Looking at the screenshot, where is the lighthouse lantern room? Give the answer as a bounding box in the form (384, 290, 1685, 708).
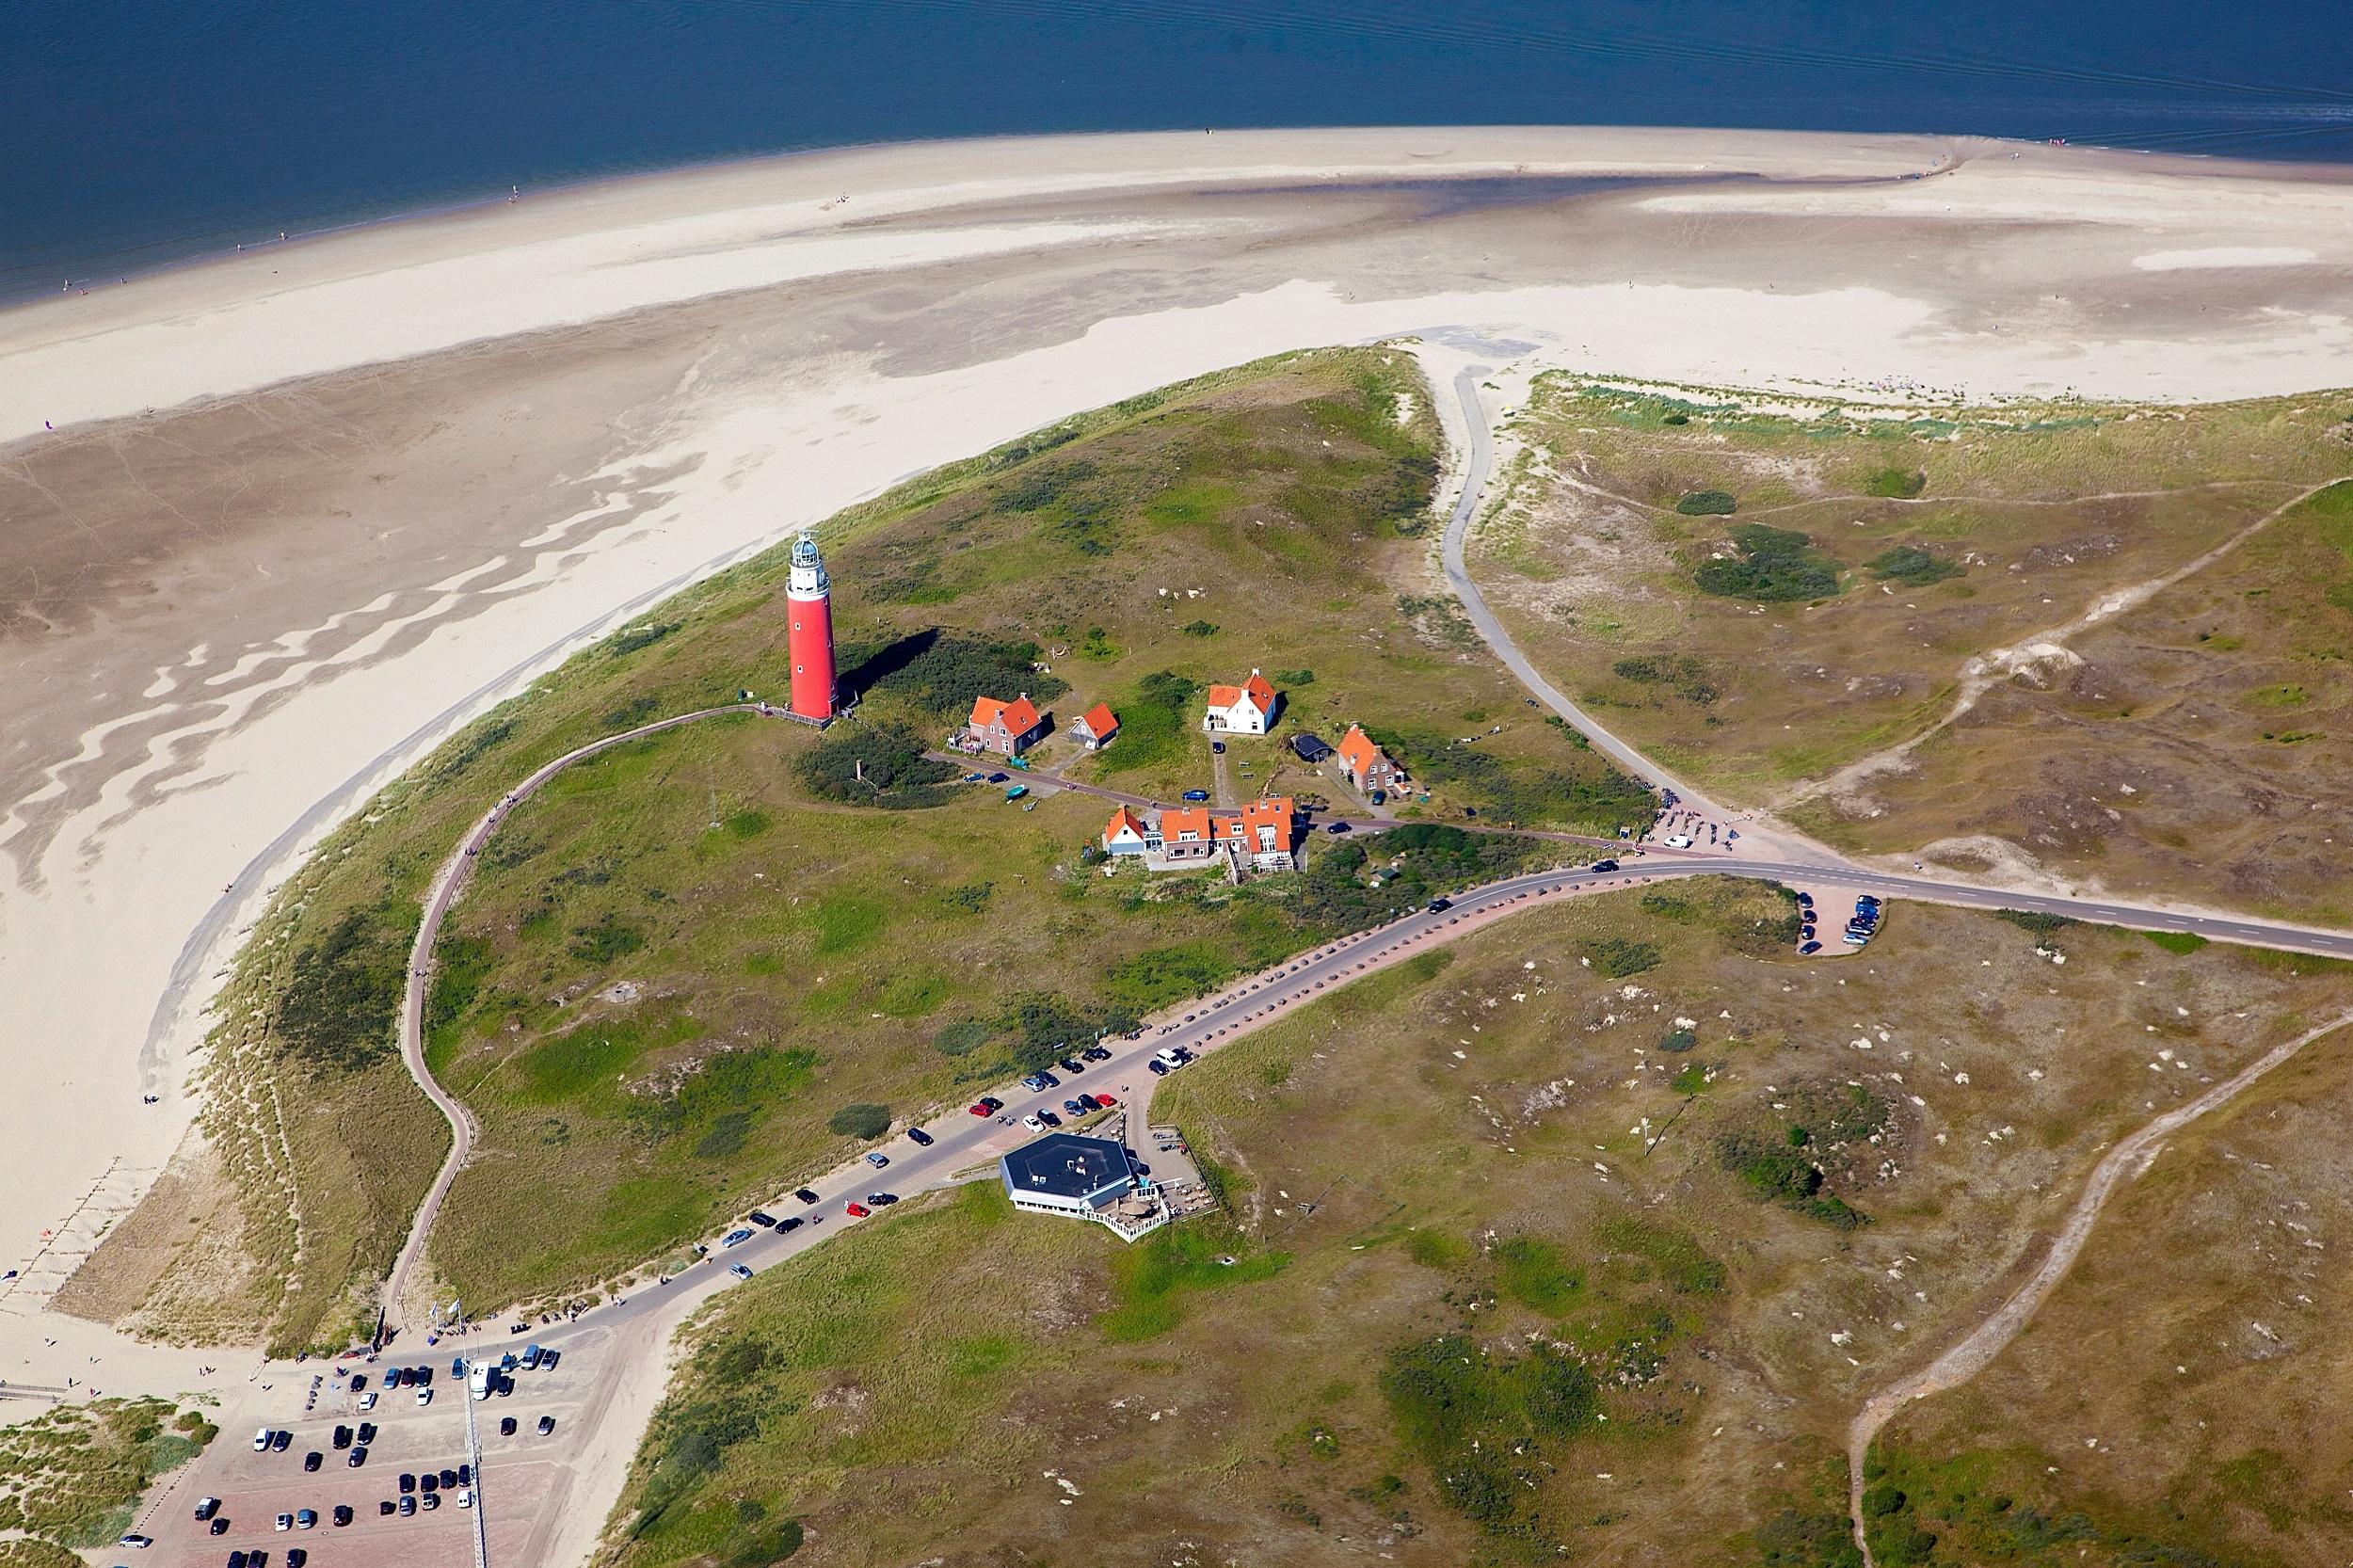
(786, 533, 836, 723)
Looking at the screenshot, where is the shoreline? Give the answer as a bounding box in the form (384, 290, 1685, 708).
(2, 120, 2350, 1374)
(16, 117, 2353, 313)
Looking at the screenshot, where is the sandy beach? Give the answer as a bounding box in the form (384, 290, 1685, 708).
(1, 119, 2349, 1467)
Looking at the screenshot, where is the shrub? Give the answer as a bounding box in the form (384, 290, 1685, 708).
(933, 1019, 990, 1057)
(1585, 936, 1660, 978)
(1658, 1028, 1697, 1053)
(1866, 544, 1962, 585)
(1695, 522, 1842, 601)
(1994, 908, 2075, 935)
(825, 1102, 891, 1140)
(277, 901, 418, 1074)
(1179, 619, 1220, 637)
(846, 633, 1067, 717)
(796, 724, 958, 808)
(1675, 489, 1737, 515)
(1865, 466, 1928, 499)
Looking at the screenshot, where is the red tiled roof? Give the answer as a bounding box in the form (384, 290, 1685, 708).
(1080, 701, 1117, 737)
(1337, 724, 1383, 776)
(1204, 682, 1243, 709)
(971, 695, 1042, 734)
(1160, 805, 1213, 842)
(1102, 806, 1149, 844)
(1240, 795, 1298, 854)
(1241, 672, 1276, 712)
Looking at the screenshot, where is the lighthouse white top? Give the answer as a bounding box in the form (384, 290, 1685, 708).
(787, 534, 829, 598)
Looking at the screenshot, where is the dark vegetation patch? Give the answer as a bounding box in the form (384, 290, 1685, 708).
(795, 724, 958, 808)
(1291, 824, 1546, 933)
(1866, 545, 1963, 586)
(1865, 466, 1929, 499)
(1381, 1335, 1599, 1541)
(1611, 653, 1719, 705)
(1366, 725, 1655, 834)
(825, 1102, 891, 1140)
(1695, 524, 1843, 602)
(841, 632, 1067, 719)
(1994, 909, 2076, 936)
(1714, 1082, 1894, 1229)
(1585, 936, 1661, 978)
(1675, 489, 1738, 516)
(277, 899, 419, 1074)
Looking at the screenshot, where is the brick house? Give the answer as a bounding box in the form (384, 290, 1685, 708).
(1216, 796, 1302, 871)
(1098, 798, 1299, 873)
(1201, 670, 1279, 736)
(1154, 805, 1220, 863)
(1335, 724, 1411, 796)
(964, 694, 1048, 757)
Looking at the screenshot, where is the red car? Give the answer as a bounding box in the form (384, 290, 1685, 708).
(967, 1096, 1003, 1117)
(1094, 1094, 1118, 1109)
(843, 1201, 872, 1218)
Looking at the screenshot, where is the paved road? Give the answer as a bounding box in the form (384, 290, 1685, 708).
(381, 704, 768, 1337)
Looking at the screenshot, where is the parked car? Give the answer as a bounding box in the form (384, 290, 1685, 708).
(538, 1416, 557, 1435)
(747, 1210, 778, 1228)
(398, 1496, 416, 1517)
(906, 1127, 934, 1146)
(349, 1373, 367, 1392)
(794, 1188, 821, 1205)
(1082, 1046, 1111, 1062)
(195, 1498, 221, 1522)
(274, 1513, 293, 1531)
(865, 1192, 898, 1206)
(357, 1391, 376, 1411)
(864, 1151, 889, 1168)
(378, 1499, 396, 1516)
(721, 1227, 754, 1248)
(1590, 858, 1619, 872)
(288, 1550, 308, 1568)
(777, 1216, 803, 1232)
(303, 1451, 321, 1472)
(1022, 1113, 1044, 1131)
(844, 1201, 872, 1218)
(331, 1506, 352, 1527)
(1181, 789, 1210, 802)
(330, 1424, 350, 1449)
(422, 1493, 441, 1512)
(399, 1473, 416, 1495)
(1063, 1098, 1084, 1114)
(1058, 1056, 1084, 1074)
(500, 1417, 519, 1437)
(728, 1262, 754, 1280)
(348, 1445, 369, 1467)
(271, 1430, 291, 1451)
(1427, 897, 1452, 913)
(252, 1427, 272, 1451)
(1094, 1093, 1118, 1108)
(416, 1386, 433, 1406)
(986, 773, 1008, 784)
(119, 1532, 153, 1548)
(296, 1509, 316, 1529)
(211, 1517, 232, 1535)
(421, 1474, 438, 1494)
(458, 1463, 472, 1485)
(357, 1422, 376, 1444)
(1211, 740, 1225, 754)
(1020, 1073, 1050, 1091)
(228, 1552, 248, 1568)
(1795, 891, 1814, 907)
(1662, 834, 1694, 849)
(1036, 1109, 1062, 1127)
(1075, 1094, 1100, 1111)
(1148, 1060, 1168, 1076)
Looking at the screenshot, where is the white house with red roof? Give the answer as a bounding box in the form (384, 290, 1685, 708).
(1201, 670, 1279, 736)
(963, 694, 1048, 757)
(1071, 701, 1119, 750)
(1099, 806, 1152, 856)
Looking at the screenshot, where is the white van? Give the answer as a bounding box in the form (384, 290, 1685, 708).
(251, 1426, 272, 1451)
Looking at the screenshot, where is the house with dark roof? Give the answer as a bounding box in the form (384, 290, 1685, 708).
(1000, 1133, 1136, 1215)
(1289, 732, 1334, 763)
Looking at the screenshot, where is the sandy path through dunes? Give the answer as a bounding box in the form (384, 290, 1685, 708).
(2, 125, 2350, 1354)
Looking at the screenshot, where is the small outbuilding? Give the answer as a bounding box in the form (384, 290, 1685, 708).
(1289, 732, 1333, 763)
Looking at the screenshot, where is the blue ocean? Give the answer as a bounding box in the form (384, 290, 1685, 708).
(8, 0, 2351, 297)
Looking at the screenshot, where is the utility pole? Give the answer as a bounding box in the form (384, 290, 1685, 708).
(461, 1357, 490, 1568)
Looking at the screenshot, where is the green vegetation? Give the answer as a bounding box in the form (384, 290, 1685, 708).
(1865, 543, 1963, 586)
(1586, 935, 1661, 977)
(276, 900, 417, 1074)
(2144, 929, 2209, 954)
(1676, 488, 1738, 515)
(1696, 523, 1843, 602)
(846, 632, 1065, 719)
(0, 1399, 214, 1552)
(1714, 1082, 1892, 1229)
(1381, 1335, 1599, 1537)
(1865, 466, 1929, 499)
(1993, 908, 2076, 936)
(824, 1103, 891, 1140)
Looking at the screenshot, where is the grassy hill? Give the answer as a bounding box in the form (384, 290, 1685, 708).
(1474, 379, 2353, 919)
(72, 347, 1646, 1350)
(603, 886, 2353, 1568)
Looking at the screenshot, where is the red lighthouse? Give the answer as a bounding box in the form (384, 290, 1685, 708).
(786, 533, 835, 722)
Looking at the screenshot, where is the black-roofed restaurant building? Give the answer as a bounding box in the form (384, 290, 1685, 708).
(1000, 1132, 1137, 1218)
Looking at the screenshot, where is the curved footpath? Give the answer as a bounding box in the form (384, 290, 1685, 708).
(382, 704, 766, 1336)
(1844, 1007, 2353, 1568)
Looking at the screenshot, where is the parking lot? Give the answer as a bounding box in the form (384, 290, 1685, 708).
(145, 1341, 598, 1568)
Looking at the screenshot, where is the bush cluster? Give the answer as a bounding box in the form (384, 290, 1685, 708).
(1695, 523, 1842, 601)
